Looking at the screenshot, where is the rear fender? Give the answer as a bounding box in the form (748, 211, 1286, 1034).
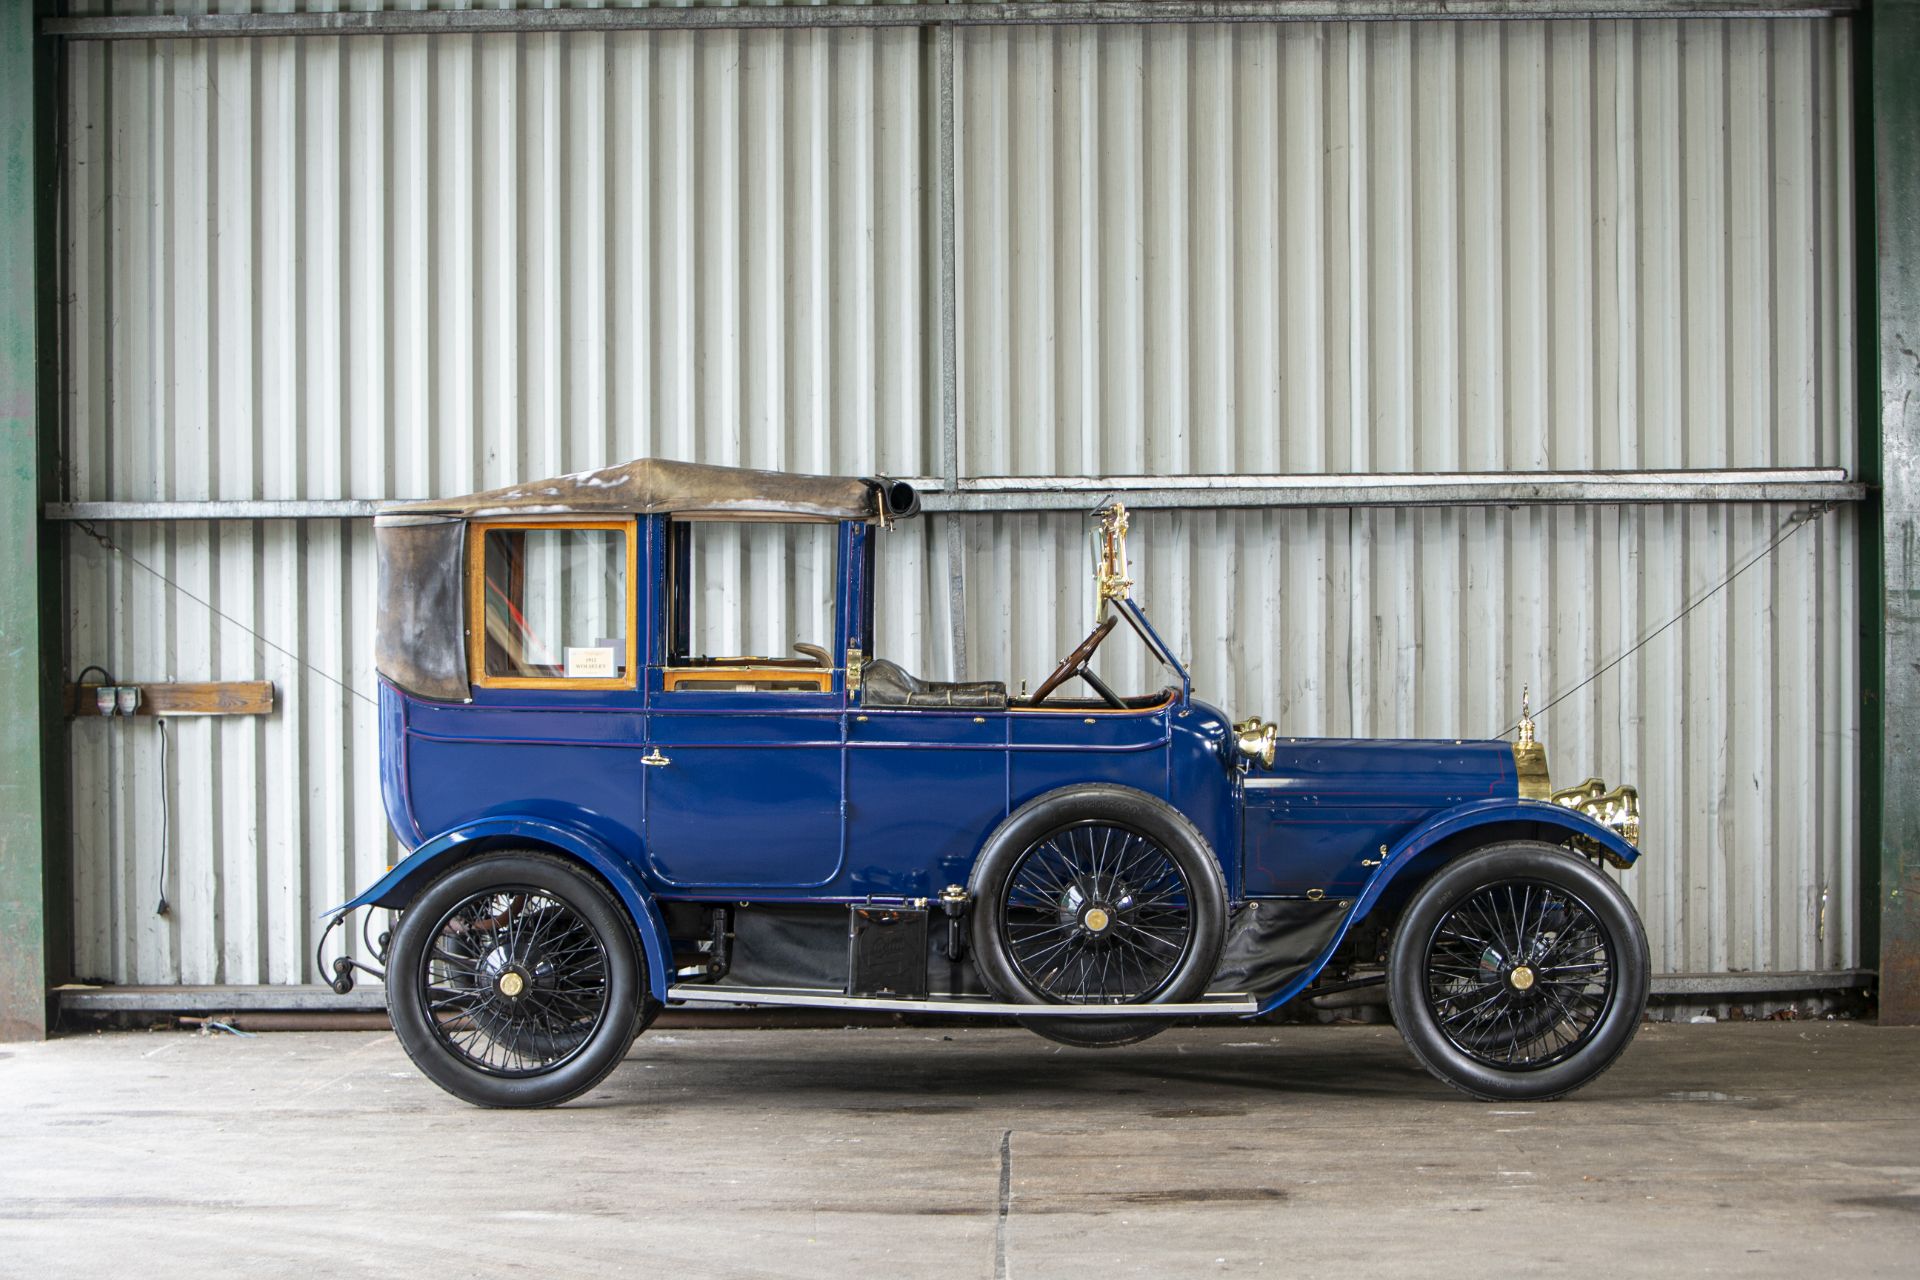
(1250, 798, 1639, 1016)
(331, 816, 673, 1003)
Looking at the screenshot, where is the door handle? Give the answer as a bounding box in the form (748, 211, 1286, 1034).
(641, 748, 671, 767)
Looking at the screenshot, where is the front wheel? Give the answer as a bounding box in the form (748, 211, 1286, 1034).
(386, 851, 646, 1108)
(1387, 841, 1650, 1101)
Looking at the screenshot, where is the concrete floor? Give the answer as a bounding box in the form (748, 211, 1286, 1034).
(0, 1022, 1916, 1278)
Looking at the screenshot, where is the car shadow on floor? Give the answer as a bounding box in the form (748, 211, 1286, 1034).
(586, 1031, 1452, 1111)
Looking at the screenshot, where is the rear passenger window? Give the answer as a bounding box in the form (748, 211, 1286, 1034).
(470, 522, 637, 689)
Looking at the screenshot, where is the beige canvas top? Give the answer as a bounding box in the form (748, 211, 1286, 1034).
(378, 457, 902, 524)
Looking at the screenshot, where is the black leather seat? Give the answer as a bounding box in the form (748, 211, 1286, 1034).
(861, 658, 1009, 710)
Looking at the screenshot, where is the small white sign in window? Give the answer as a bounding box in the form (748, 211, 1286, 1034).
(564, 645, 618, 679)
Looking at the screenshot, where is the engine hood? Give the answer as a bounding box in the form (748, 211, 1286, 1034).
(1238, 736, 1516, 897)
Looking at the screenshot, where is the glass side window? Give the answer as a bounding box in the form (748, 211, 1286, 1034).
(473, 523, 635, 687)
(664, 519, 837, 691)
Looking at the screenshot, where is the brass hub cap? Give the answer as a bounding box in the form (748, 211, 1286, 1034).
(1507, 964, 1536, 992)
(497, 970, 527, 999)
(1082, 906, 1112, 934)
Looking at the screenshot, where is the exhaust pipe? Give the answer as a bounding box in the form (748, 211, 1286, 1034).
(878, 478, 921, 520)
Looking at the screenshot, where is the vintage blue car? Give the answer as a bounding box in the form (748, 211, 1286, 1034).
(321, 459, 1649, 1108)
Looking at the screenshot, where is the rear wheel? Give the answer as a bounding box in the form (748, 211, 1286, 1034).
(969, 785, 1228, 1049)
(1387, 841, 1649, 1101)
(387, 851, 647, 1108)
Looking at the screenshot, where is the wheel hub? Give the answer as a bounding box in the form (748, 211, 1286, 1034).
(1059, 881, 1128, 941)
(480, 944, 541, 1004)
(1507, 964, 1536, 992)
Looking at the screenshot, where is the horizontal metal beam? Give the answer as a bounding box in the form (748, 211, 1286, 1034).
(929, 468, 1867, 511)
(49, 499, 381, 521)
(54, 982, 387, 1013)
(42, 1, 1857, 41)
(43, 469, 1866, 521)
(1649, 968, 1876, 995)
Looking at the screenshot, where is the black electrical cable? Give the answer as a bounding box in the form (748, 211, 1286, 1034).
(154, 718, 171, 918)
(74, 664, 113, 687)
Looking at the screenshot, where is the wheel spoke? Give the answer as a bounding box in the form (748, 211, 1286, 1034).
(416, 884, 612, 1078)
(999, 821, 1192, 1004)
(1421, 875, 1618, 1071)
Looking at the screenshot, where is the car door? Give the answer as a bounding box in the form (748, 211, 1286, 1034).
(642, 687, 846, 890)
(640, 516, 847, 890)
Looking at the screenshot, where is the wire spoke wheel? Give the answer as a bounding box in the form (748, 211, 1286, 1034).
(1000, 821, 1195, 1004)
(1420, 877, 1617, 1071)
(419, 886, 612, 1077)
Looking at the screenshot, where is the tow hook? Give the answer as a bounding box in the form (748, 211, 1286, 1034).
(315, 911, 388, 995)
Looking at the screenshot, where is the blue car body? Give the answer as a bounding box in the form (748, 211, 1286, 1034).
(339, 481, 1639, 1018)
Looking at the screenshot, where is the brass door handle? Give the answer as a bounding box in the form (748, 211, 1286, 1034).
(641, 748, 671, 767)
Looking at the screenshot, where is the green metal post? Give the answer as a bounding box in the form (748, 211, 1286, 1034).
(0, 0, 57, 1043)
(1874, 0, 1920, 1024)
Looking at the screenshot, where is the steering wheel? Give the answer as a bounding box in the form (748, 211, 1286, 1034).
(792, 642, 832, 668)
(1030, 615, 1121, 706)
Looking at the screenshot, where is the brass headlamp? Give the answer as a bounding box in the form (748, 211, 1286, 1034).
(1551, 777, 1643, 850)
(1233, 716, 1278, 769)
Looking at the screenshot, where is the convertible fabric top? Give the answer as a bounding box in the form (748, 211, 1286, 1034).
(378, 457, 898, 523)
(374, 458, 917, 703)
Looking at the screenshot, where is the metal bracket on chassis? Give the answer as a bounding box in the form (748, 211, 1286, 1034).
(665, 985, 1259, 1016)
(315, 911, 388, 996)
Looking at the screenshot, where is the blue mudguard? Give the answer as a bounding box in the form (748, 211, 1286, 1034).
(1250, 798, 1641, 1016)
(330, 816, 675, 1004)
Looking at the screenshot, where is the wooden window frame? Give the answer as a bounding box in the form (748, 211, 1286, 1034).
(661, 666, 832, 693)
(467, 518, 640, 692)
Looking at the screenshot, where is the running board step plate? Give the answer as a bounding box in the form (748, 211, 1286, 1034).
(665, 985, 1258, 1017)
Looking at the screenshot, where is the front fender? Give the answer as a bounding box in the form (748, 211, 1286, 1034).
(331, 816, 674, 1003)
(1369, 797, 1640, 894)
(1250, 797, 1639, 1016)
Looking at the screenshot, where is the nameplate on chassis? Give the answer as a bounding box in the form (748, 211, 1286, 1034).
(665, 985, 1259, 1016)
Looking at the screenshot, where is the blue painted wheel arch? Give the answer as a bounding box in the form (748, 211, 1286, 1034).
(331, 816, 676, 1004)
(1251, 797, 1640, 1015)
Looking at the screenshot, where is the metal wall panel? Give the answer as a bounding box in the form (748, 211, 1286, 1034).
(62, 21, 934, 505)
(60, 14, 1859, 985)
(954, 19, 1855, 476)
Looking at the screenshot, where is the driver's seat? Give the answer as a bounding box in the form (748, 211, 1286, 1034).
(861, 659, 1008, 710)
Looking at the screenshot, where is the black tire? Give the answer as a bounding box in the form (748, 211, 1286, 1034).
(386, 851, 647, 1108)
(969, 785, 1228, 1050)
(1387, 841, 1650, 1102)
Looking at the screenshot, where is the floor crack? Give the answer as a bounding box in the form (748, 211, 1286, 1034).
(994, 1127, 1013, 1279)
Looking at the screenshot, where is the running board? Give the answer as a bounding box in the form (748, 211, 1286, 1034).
(665, 985, 1258, 1017)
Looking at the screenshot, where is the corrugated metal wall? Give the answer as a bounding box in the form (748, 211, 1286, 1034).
(59, 13, 1859, 985)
